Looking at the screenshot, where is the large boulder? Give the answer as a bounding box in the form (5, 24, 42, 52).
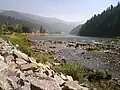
(16, 58, 27, 65)
(66, 75, 73, 81)
(20, 64, 32, 71)
(62, 81, 89, 90)
(0, 60, 8, 72)
(7, 76, 19, 90)
(0, 74, 12, 90)
(30, 77, 62, 90)
(60, 73, 67, 80)
(54, 74, 65, 86)
(13, 49, 30, 62)
(5, 55, 14, 64)
(0, 39, 14, 55)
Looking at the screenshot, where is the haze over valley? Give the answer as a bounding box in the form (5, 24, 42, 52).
(0, 10, 80, 33)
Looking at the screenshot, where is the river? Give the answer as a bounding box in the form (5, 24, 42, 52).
(28, 34, 111, 43)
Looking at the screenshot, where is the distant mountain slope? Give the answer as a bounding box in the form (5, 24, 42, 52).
(79, 3, 120, 37)
(69, 25, 82, 35)
(0, 14, 39, 29)
(0, 10, 78, 33)
(72, 3, 120, 37)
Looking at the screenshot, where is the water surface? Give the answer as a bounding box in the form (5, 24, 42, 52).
(28, 34, 110, 43)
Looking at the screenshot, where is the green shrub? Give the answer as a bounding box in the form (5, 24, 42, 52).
(36, 53, 53, 64)
(19, 45, 32, 56)
(53, 61, 87, 83)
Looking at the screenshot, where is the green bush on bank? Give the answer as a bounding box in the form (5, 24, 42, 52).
(53, 61, 87, 83)
(36, 53, 53, 64)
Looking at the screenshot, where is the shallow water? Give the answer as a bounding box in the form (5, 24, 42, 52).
(28, 34, 110, 43)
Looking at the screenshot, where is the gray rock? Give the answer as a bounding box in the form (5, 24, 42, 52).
(30, 83, 43, 90)
(24, 70, 33, 76)
(20, 64, 32, 71)
(0, 74, 6, 90)
(30, 77, 61, 90)
(13, 49, 30, 62)
(53, 63, 60, 66)
(33, 72, 48, 79)
(66, 75, 73, 81)
(60, 73, 67, 80)
(0, 40, 14, 55)
(5, 55, 14, 64)
(16, 58, 27, 65)
(7, 76, 19, 90)
(0, 55, 4, 62)
(21, 82, 31, 90)
(54, 74, 65, 86)
(16, 70, 26, 80)
(0, 74, 14, 90)
(0, 61, 8, 72)
(62, 81, 89, 90)
(43, 69, 53, 77)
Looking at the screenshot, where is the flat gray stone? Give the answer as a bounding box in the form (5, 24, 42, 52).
(0, 55, 4, 62)
(16, 58, 27, 65)
(30, 77, 61, 90)
(66, 75, 73, 81)
(13, 49, 30, 62)
(0, 61, 8, 72)
(24, 70, 33, 76)
(5, 55, 14, 64)
(54, 74, 65, 85)
(62, 81, 89, 90)
(20, 64, 32, 71)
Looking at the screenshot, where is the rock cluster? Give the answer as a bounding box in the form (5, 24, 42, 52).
(0, 38, 89, 90)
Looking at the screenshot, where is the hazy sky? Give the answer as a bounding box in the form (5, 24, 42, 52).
(0, 0, 120, 22)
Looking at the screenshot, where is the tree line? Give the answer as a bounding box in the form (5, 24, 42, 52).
(79, 2, 120, 37)
(0, 14, 46, 34)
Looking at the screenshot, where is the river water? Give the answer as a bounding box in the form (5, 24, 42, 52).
(28, 34, 110, 43)
(28, 35, 120, 79)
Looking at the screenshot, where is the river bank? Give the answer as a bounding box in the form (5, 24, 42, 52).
(28, 37, 120, 89)
(30, 39, 120, 80)
(0, 35, 92, 90)
(1, 34, 120, 90)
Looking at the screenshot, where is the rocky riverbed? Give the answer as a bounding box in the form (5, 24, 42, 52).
(30, 39, 120, 80)
(0, 38, 89, 90)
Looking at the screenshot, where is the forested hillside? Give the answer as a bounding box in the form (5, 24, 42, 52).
(0, 14, 40, 28)
(69, 25, 82, 35)
(0, 10, 77, 33)
(0, 14, 42, 33)
(74, 2, 120, 37)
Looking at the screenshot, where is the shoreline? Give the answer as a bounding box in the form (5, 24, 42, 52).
(30, 39, 120, 80)
(1, 33, 120, 90)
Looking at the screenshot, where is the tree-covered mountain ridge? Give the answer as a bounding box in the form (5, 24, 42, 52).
(0, 10, 79, 33)
(69, 24, 82, 35)
(72, 2, 120, 37)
